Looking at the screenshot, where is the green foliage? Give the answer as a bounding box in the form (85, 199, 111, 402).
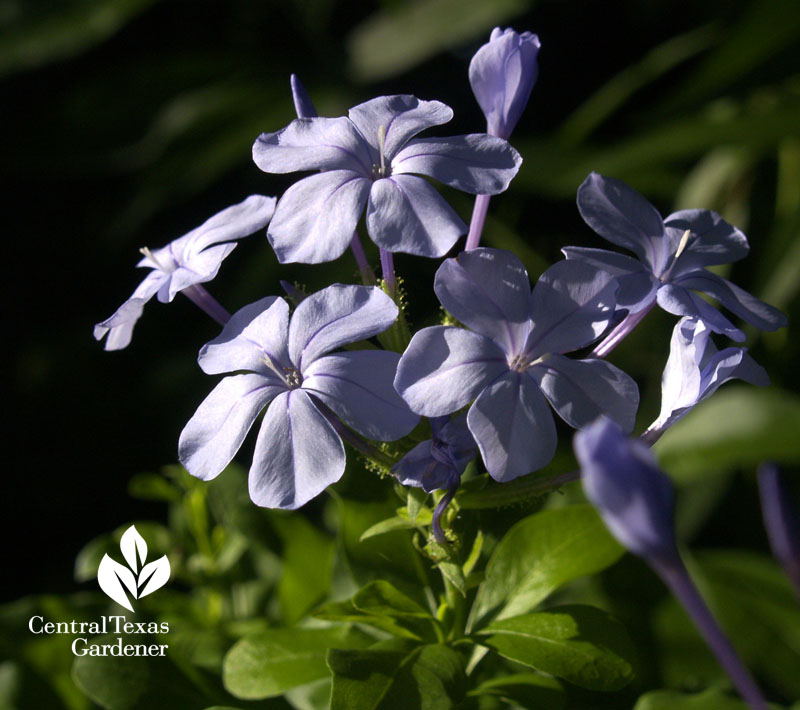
(470, 505, 625, 627)
(634, 687, 779, 710)
(476, 605, 636, 692)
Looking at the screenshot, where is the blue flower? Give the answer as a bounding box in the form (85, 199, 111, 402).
(564, 172, 788, 343)
(575, 417, 678, 563)
(643, 317, 769, 442)
(395, 248, 639, 482)
(179, 285, 419, 509)
(252, 95, 522, 263)
(94, 195, 276, 350)
(469, 27, 540, 139)
(758, 463, 800, 598)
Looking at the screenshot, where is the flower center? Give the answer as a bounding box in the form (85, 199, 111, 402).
(370, 124, 390, 179)
(508, 352, 551, 372)
(261, 353, 303, 389)
(660, 229, 692, 282)
(139, 246, 174, 273)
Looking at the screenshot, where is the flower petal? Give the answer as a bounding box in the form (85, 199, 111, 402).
(94, 270, 166, 351)
(656, 282, 745, 341)
(347, 95, 453, 159)
(434, 248, 531, 354)
(199, 296, 290, 375)
(179, 373, 284, 481)
(577, 172, 669, 274)
(525, 260, 618, 357)
(303, 350, 419, 440)
(673, 270, 788, 332)
(181, 194, 277, 257)
(366, 175, 465, 257)
(665, 208, 749, 271)
(391, 134, 522, 194)
(289, 284, 398, 369)
(164, 243, 236, 301)
(249, 389, 345, 509)
(467, 370, 556, 482)
(252, 117, 374, 174)
(531, 354, 639, 433)
(394, 326, 508, 416)
(267, 171, 372, 264)
(561, 246, 657, 311)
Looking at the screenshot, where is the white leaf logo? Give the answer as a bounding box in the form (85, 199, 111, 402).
(97, 525, 170, 611)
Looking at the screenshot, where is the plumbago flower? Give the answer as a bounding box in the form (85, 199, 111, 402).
(252, 95, 522, 263)
(179, 285, 418, 509)
(94, 195, 276, 350)
(564, 172, 787, 351)
(392, 414, 477, 543)
(395, 248, 639, 481)
(643, 316, 769, 442)
(469, 27, 541, 139)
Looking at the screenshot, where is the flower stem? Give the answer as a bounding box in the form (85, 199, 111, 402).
(181, 285, 230, 326)
(350, 232, 375, 285)
(465, 194, 492, 251)
(590, 301, 655, 358)
(458, 469, 580, 510)
(653, 559, 768, 710)
(379, 249, 396, 296)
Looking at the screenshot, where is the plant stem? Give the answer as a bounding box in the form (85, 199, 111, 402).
(590, 301, 655, 358)
(350, 232, 375, 285)
(465, 194, 492, 251)
(182, 284, 230, 325)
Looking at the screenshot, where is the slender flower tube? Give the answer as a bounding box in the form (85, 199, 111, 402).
(466, 28, 540, 250)
(575, 418, 769, 710)
(758, 463, 800, 599)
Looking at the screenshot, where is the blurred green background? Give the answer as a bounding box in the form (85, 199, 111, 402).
(4, 0, 799, 610)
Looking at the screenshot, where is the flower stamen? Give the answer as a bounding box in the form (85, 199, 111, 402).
(139, 246, 169, 272)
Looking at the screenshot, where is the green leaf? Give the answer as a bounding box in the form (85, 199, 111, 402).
(314, 600, 431, 641)
(222, 626, 371, 700)
(353, 581, 432, 619)
(468, 673, 565, 709)
(476, 605, 636, 692)
(328, 644, 466, 710)
(634, 687, 762, 710)
(71, 634, 206, 710)
(127, 472, 181, 502)
(655, 387, 800, 481)
(347, 0, 530, 82)
(0, 0, 161, 77)
(360, 516, 422, 541)
(470, 505, 624, 628)
(270, 514, 335, 624)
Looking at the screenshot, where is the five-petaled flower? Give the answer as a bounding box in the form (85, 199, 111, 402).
(252, 95, 522, 263)
(564, 172, 787, 344)
(643, 317, 769, 442)
(469, 27, 541, 139)
(394, 248, 639, 482)
(94, 195, 276, 350)
(179, 285, 419, 509)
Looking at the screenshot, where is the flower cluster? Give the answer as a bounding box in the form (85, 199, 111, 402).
(95, 26, 785, 536)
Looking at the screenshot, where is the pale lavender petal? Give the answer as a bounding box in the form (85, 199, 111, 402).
(394, 326, 508, 417)
(433, 248, 531, 354)
(467, 370, 556, 482)
(656, 283, 745, 341)
(391, 134, 522, 194)
(530, 354, 639, 433)
(303, 350, 419, 440)
(181, 194, 277, 256)
(366, 175, 465, 257)
(179, 373, 285, 481)
(267, 171, 372, 264)
(524, 260, 617, 357)
(252, 117, 374, 174)
(577, 172, 670, 274)
(249, 389, 345, 509)
(575, 417, 678, 563)
(347, 95, 453, 159)
(392, 441, 443, 490)
(673, 270, 788, 332)
(93, 298, 149, 351)
(289, 284, 398, 369)
(665, 208, 749, 271)
(163, 243, 236, 301)
(198, 297, 290, 375)
(561, 246, 657, 311)
(469, 28, 540, 138)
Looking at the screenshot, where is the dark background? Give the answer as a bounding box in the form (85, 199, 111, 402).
(4, 0, 799, 600)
